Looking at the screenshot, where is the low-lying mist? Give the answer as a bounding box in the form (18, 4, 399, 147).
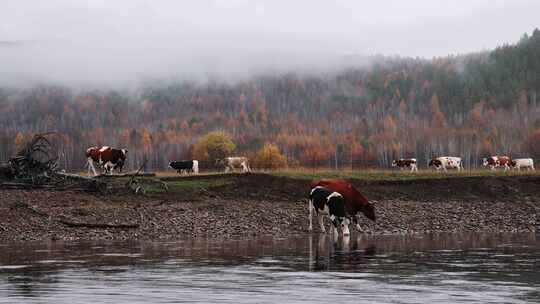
(2, 0, 539, 89)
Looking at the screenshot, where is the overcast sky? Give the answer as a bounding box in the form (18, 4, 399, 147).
(1, 0, 539, 88)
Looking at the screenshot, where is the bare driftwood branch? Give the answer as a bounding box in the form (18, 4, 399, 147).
(1, 135, 166, 195)
(0, 182, 53, 190)
(94, 172, 156, 178)
(57, 219, 139, 229)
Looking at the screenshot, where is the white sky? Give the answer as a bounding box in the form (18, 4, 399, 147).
(1, 0, 539, 87)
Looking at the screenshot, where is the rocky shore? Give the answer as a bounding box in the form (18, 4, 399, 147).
(0, 173, 538, 241)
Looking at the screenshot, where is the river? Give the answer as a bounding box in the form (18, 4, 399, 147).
(0, 233, 538, 303)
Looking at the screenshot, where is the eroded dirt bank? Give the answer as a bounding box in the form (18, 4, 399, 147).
(0, 173, 538, 241)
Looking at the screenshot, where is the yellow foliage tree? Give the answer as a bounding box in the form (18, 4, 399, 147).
(192, 131, 236, 162)
(14, 132, 25, 152)
(253, 143, 287, 170)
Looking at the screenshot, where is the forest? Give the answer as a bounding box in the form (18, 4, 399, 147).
(1, 29, 539, 171)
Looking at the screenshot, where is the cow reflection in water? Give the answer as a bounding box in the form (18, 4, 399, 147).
(308, 234, 377, 271)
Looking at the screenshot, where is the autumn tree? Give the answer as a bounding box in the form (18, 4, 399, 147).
(14, 132, 26, 152)
(524, 128, 540, 159)
(192, 131, 236, 162)
(430, 93, 447, 128)
(253, 143, 287, 170)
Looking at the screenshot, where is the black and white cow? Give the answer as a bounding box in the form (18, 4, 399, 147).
(169, 160, 199, 174)
(392, 158, 418, 172)
(429, 156, 463, 172)
(309, 186, 350, 237)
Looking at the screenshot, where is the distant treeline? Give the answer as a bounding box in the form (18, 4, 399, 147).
(1, 29, 540, 171)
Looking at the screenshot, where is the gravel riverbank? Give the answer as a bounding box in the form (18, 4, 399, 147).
(0, 173, 538, 241)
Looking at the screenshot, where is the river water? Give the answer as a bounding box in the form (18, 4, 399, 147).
(0, 233, 538, 303)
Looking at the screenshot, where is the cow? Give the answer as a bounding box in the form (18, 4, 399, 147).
(428, 156, 463, 172)
(311, 179, 375, 232)
(86, 146, 128, 176)
(509, 158, 535, 171)
(169, 160, 199, 174)
(392, 158, 418, 172)
(218, 157, 251, 173)
(482, 156, 511, 171)
(309, 186, 350, 237)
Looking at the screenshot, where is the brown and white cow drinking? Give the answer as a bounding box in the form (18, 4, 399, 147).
(311, 179, 375, 232)
(482, 156, 511, 171)
(392, 158, 418, 172)
(86, 146, 128, 176)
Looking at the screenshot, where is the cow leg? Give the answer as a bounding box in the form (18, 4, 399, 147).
(331, 224, 338, 239)
(308, 200, 313, 231)
(105, 162, 114, 175)
(87, 158, 98, 176)
(342, 218, 350, 236)
(318, 213, 326, 233)
(355, 214, 362, 231)
(329, 215, 339, 238)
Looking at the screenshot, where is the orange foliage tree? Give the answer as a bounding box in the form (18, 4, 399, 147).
(252, 143, 287, 170)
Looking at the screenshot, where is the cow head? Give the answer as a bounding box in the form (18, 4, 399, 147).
(391, 160, 397, 167)
(429, 159, 441, 168)
(121, 149, 128, 158)
(482, 156, 498, 166)
(509, 160, 517, 167)
(85, 146, 98, 157)
(362, 202, 376, 222)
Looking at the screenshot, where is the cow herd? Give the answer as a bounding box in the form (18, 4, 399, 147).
(86, 145, 536, 176)
(85, 145, 252, 176)
(393, 155, 535, 172)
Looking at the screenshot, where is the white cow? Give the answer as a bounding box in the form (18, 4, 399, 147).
(220, 157, 251, 173)
(429, 156, 463, 172)
(509, 158, 535, 171)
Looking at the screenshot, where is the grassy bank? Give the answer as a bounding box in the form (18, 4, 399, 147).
(270, 168, 540, 181)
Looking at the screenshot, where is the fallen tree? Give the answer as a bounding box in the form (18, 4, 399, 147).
(0, 133, 166, 194)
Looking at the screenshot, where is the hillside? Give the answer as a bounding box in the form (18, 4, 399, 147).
(0, 29, 539, 171)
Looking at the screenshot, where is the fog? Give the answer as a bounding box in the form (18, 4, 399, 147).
(1, 0, 539, 88)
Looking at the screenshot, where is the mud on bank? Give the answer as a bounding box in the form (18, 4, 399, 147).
(0, 173, 538, 241)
